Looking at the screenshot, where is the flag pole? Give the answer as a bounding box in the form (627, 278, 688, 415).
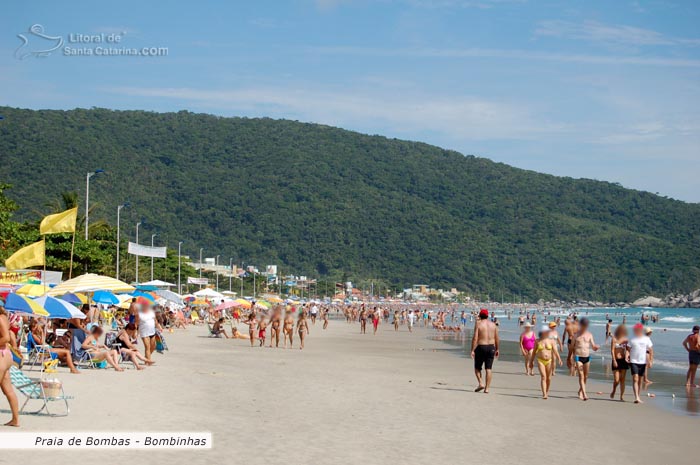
(69, 229, 76, 279)
(42, 235, 46, 288)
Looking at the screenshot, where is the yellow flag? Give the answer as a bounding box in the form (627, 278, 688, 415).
(5, 239, 45, 271)
(40, 207, 77, 235)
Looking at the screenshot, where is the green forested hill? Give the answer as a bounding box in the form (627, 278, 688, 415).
(1, 106, 699, 301)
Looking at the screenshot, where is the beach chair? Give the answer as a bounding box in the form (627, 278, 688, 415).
(9, 366, 71, 417)
(104, 331, 130, 368)
(25, 332, 58, 372)
(70, 328, 100, 369)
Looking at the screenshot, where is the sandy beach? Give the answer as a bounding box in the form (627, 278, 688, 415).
(8, 319, 697, 465)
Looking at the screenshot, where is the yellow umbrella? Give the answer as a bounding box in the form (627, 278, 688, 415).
(266, 296, 284, 303)
(256, 301, 271, 309)
(15, 284, 51, 297)
(234, 299, 252, 309)
(48, 273, 135, 296)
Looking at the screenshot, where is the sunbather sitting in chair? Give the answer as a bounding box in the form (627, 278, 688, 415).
(82, 326, 123, 371)
(29, 319, 79, 374)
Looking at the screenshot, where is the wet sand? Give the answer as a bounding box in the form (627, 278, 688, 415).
(8, 320, 697, 465)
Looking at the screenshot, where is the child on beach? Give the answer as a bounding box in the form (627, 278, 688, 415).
(258, 318, 268, 347)
(243, 313, 258, 347)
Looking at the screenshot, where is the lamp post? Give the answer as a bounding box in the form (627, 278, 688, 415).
(229, 258, 233, 292)
(178, 241, 183, 295)
(135, 221, 142, 284)
(85, 169, 105, 240)
(240, 262, 244, 297)
(199, 248, 204, 289)
(150, 234, 157, 281)
(116, 202, 130, 279)
(252, 268, 256, 299)
(215, 255, 220, 291)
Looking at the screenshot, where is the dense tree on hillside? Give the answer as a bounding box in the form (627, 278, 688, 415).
(1, 106, 698, 301)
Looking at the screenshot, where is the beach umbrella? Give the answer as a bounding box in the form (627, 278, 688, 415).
(92, 290, 119, 305)
(140, 279, 176, 288)
(234, 299, 252, 309)
(15, 283, 51, 297)
(194, 288, 224, 300)
(266, 296, 284, 303)
(34, 295, 86, 319)
(215, 300, 239, 311)
(154, 289, 184, 305)
(256, 301, 271, 309)
(132, 290, 156, 302)
(48, 273, 135, 296)
(60, 292, 87, 305)
(4, 293, 49, 316)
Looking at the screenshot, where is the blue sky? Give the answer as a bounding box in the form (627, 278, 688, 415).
(1, 0, 699, 201)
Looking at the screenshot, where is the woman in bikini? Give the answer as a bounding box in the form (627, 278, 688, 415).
(372, 307, 380, 335)
(243, 313, 258, 347)
(610, 324, 629, 401)
(531, 326, 562, 399)
(0, 307, 19, 426)
(82, 326, 124, 371)
(519, 322, 536, 376)
(297, 313, 309, 350)
(28, 319, 80, 374)
(116, 323, 154, 370)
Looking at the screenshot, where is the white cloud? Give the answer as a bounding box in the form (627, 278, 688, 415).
(534, 20, 700, 47)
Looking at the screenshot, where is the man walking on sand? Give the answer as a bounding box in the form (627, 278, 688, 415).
(682, 325, 700, 387)
(627, 323, 653, 404)
(471, 309, 499, 393)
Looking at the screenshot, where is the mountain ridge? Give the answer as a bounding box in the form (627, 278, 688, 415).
(1, 105, 699, 301)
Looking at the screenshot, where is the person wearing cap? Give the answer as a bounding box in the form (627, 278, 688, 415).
(682, 326, 700, 387)
(470, 309, 499, 393)
(572, 317, 599, 401)
(626, 323, 654, 404)
(530, 325, 562, 399)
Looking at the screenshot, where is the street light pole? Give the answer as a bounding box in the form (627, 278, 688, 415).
(178, 241, 183, 295)
(199, 248, 204, 289)
(229, 258, 233, 292)
(150, 234, 157, 281)
(116, 202, 129, 279)
(215, 255, 220, 291)
(135, 221, 142, 283)
(240, 262, 244, 297)
(85, 169, 104, 240)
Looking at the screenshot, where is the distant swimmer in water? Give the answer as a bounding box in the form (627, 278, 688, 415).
(471, 309, 499, 394)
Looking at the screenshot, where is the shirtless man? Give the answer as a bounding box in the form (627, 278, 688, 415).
(572, 317, 599, 401)
(283, 311, 295, 348)
(470, 309, 499, 394)
(682, 325, 700, 387)
(563, 316, 579, 376)
(322, 308, 329, 330)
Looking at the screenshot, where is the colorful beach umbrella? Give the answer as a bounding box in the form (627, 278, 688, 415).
(15, 283, 50, 297)
(4, 293, 49, 316)
(215, 300, 238, 311)
(34, 295, 86, 319)
(60, 292, 87, 305)
(48, 273, 135, 296)
(154, 289, 184, 305)
(132, 290, 156, 302)
(234, 299, 252, 309)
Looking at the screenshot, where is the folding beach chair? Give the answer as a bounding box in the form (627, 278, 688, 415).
(9, 366, 72, 416)
(25, 332, 58, 372)
(70, 328, 101, 369)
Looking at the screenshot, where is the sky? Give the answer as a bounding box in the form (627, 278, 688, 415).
(1, 0, 698, 202)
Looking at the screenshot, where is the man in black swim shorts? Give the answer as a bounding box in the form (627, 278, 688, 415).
(470, 309, 500, 394)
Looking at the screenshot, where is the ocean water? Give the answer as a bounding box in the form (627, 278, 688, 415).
(434, 307, 700, 416)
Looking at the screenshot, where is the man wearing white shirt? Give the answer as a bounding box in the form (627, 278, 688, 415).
(627, 323, 654, 404)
